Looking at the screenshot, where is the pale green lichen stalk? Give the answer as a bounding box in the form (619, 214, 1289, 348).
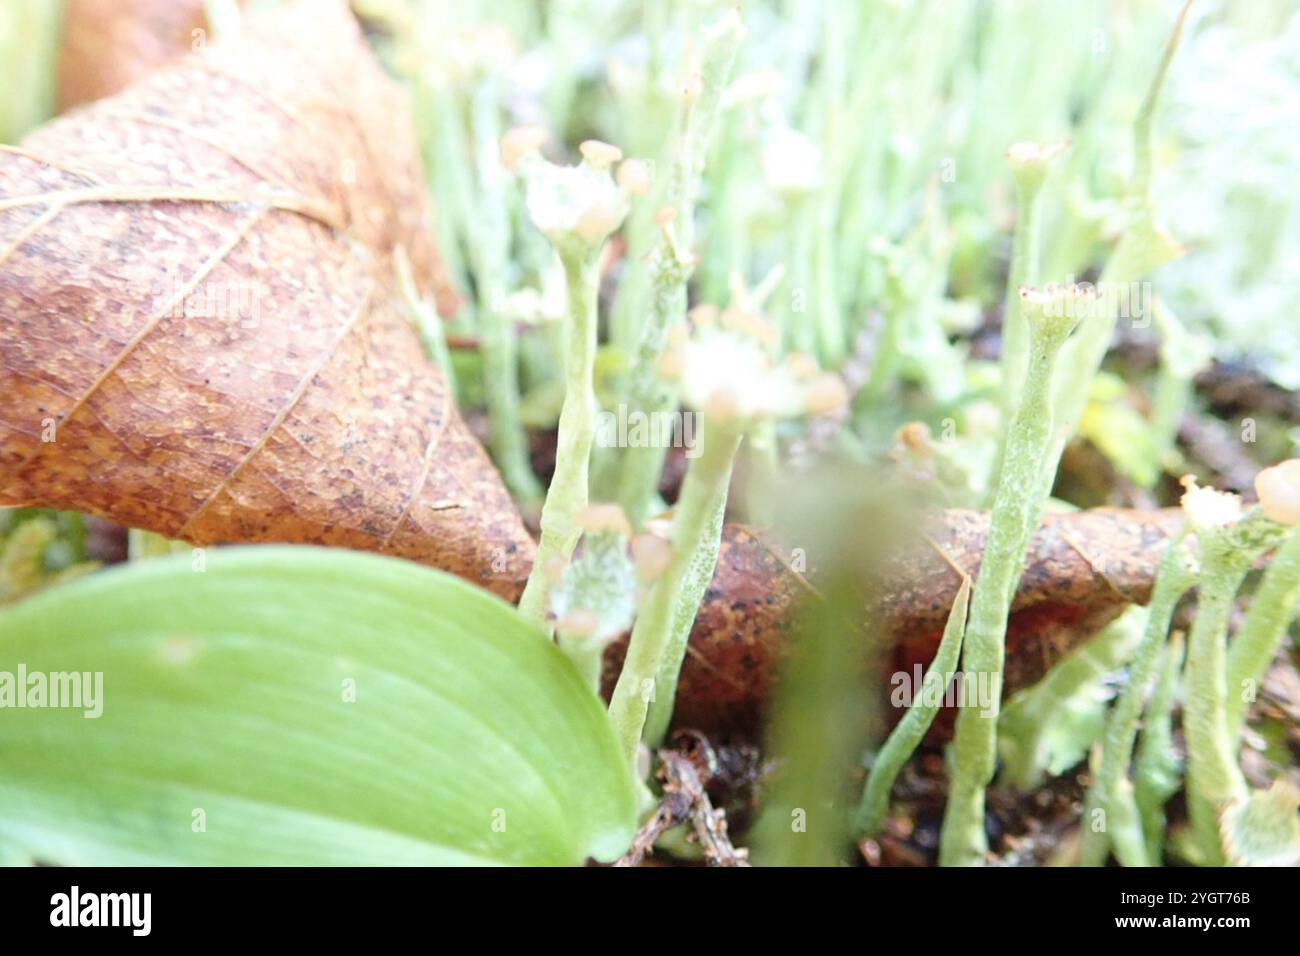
(1178, 480, 1289, 863)
(0, 0, 60, 143)
(1047, 1, 1191, 463)
(1080, 529, 1195, 867)
(606, 307, 847, 770)
(939, 284, 1091, 866)
(606, 417, 741, 768)
(394, 246, 456, 392)
(466, 80, 544, 508)
(857, 578, 970, 837)
(609, 10, 746, 526)
(998, 141, 1063, 441)
(512, 136, 635, 629)
(1134, 631, 1185, 864)
(1224, 461, 1300, 739)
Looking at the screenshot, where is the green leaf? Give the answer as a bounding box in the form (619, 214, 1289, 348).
(998, 608, 1144, 790)
(0, 546, 637, 866)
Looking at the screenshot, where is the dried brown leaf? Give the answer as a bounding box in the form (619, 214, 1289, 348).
(0, 0, 528, 597)
(57, 0, 211, 112)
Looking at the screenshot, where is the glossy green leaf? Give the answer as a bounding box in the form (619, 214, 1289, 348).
(0, 546, 636, 865)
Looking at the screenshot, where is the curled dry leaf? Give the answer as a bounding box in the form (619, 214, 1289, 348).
(55, 0, 454, 307)
(605, 508, 1183, 738)
(0, 0, 529, 598)
(57, 0, 212, 112)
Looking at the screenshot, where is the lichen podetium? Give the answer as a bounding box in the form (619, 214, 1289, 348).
(939, 285, 1090, 866)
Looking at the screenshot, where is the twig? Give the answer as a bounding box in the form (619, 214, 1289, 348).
(615, 749, 749, 867)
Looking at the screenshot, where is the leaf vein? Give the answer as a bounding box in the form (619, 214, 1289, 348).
(176, 279, 377, 537)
